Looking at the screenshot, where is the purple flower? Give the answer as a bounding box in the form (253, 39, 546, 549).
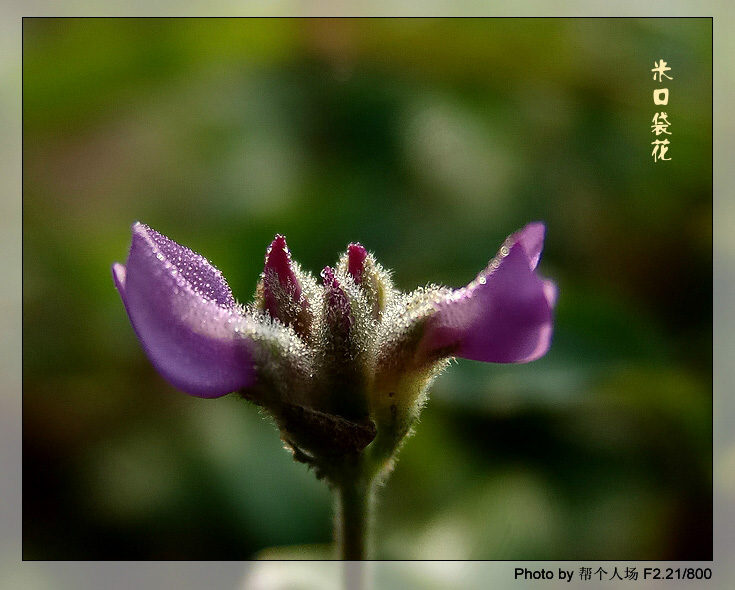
(113, 222, 555, 472)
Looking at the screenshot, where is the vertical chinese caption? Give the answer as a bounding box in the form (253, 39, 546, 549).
(651, 59, 672, 162)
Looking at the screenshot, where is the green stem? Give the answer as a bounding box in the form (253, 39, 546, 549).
(336, 468, 374, 561)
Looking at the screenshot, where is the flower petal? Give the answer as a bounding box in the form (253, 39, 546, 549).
(113, 223, 255, 398)
(421, 225, 555, 363)
(510, 221, 546, 270)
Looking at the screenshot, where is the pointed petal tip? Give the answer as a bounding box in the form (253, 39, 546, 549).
(112, 262, 127, 292)
(269, 234, 288, 251)
(264, 234, 295, 281)
(524, 221, 546, 233)
(511, 221, 547, 270)
(131, 221, 152, 240)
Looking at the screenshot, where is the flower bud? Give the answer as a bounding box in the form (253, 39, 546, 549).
(114, 222, 555, 481)
(257, 235, 312, 339)
(317, 266, 372, 423)
(340, 243, 394, 320)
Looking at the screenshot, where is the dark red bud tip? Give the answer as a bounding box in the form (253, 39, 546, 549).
(347, 243, 368, 284)
(265, 235, 296, 289)
(263, 234, 304, 321)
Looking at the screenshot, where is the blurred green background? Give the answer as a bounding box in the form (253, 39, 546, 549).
(22, 18, 711, 560)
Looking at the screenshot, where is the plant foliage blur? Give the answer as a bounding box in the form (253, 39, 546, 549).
(23, 17, 712, 560)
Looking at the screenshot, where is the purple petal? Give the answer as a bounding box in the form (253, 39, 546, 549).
(113, 223, 255, 398)
(509, 221, 546, 270)
(422, 226, 555, 364)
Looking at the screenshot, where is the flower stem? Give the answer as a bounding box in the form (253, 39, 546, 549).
(335, 468, 374, 561)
